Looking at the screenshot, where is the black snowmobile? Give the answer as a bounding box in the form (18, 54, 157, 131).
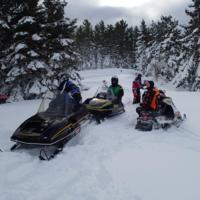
(84, 92, 125, 124)
(10, 91, 90, 160)
(135, 95, 185, 131)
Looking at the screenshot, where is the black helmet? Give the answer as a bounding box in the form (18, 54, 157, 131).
(148, 80, 154, 88)
(138, 74, 142, 78)
(111, 76, 118, 86)
(143, 80, 154, 89)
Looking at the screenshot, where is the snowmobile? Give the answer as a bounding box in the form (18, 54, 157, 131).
(84, 92, 125, 124)
(10, 91, 90, 160)
(135, 95, 186, 131)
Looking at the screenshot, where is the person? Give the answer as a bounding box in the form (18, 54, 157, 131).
(132, 73, 142, 104)
(107, 76, 124, 106)
(136, 80, 160, 115)
(58, 79, 82, 111)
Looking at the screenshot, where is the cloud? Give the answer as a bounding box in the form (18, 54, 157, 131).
(66, 0, 190, 26)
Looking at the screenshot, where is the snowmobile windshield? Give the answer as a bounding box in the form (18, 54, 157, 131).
(37, 91, 75, 118)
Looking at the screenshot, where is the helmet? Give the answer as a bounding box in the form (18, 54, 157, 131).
(111, 76, 118, 86)
(144, 80, 154, 89)
(138, 73, 142, 78)
(148, 81, 154, 88)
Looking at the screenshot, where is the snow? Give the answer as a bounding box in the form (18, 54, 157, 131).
(14, 32, 28, 37)
(27, 61, 46, 70)
(18, 16, 34, 25)
(32, 34, 42, 41)
(1, 68, 200, 200)
(27, 50, 39, 57)
(29, 82, 47, 95)
(60, 38, 72, 45)
(15, 43, 27, 52)
(51, 53, 62, 61)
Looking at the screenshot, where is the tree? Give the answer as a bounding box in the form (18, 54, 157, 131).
(0, 0, 78, 100)
(174, 0, 200, 90)
(75, 19, 94, 69)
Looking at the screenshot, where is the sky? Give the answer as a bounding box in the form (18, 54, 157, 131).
(66, 0, 190, 26)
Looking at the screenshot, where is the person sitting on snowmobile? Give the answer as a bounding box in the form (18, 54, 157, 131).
(107, 76, 124, 106)
(58, 79, 82, 111)
(136, 80, 160, 115)
(137, 81, 182, 119)
(132, 73, 142, 104)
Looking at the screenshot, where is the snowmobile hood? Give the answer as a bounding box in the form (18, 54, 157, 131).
(10, 91, 89, 146)
(11, 114, 72, 145)
(87, 98, 112, 108)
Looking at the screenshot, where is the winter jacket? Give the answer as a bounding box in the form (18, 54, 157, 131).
(141, 87, 160, 111)
(58, 80, 82, 103)
(107, 85, 124, 104)
(132, 76, 142, 96)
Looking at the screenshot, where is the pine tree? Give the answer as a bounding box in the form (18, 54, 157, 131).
(75, 19, 94, 69)
(112, 20, 129, 68)
(0, 0, 45, 99)
(137, 19, 151, 72)
(132, 26, 139, 66)
(104, 24, 115, 67)
(174, 0, 200, 90)
(0, 0, 77, 100)
(93, 20, 107, 68)
(40, 0, 77, 88)
(138, 19, 151, 49)
(149, 16, 182, 81)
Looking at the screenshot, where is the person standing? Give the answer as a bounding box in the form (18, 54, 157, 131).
(132, 74, 142, 104)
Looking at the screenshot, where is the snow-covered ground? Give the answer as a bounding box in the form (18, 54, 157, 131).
(1, 68, 200, 200)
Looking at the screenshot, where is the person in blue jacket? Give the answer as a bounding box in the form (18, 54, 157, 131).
(58, 79, 82, 110)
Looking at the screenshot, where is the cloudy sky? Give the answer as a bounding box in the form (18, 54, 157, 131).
(66, 0, 190, 26)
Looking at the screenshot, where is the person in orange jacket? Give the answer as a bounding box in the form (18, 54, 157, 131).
(136, 80, 160, 115)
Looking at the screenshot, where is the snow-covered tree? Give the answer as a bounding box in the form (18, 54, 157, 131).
(0, 0, 77, 100)
(173, 0, 200, 90)
(148, 16, 182, 81)
(75, 19, 94, 69)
